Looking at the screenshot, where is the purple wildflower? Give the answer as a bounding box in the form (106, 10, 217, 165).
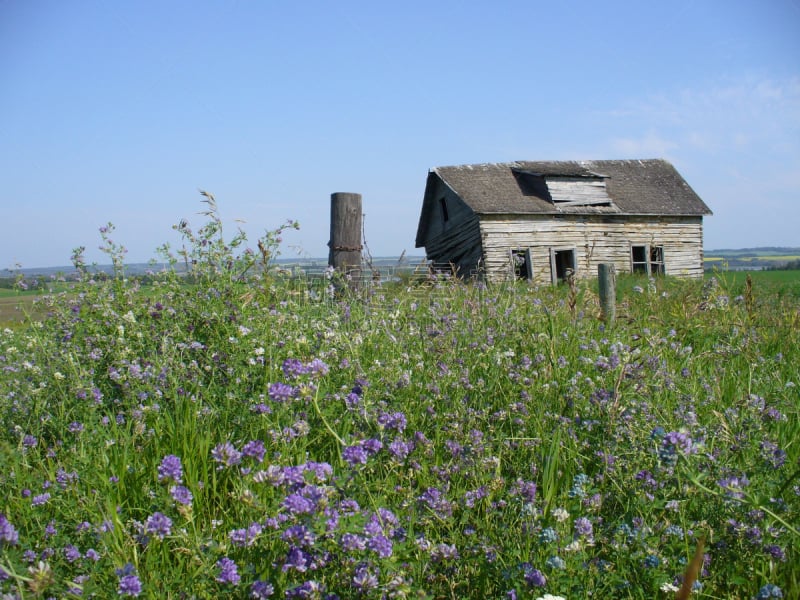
(377, 411, 408, 432)
(512, 479, 537, 503)
(462, 487, 484, 508)
(242, 440, 266, 462)
(32, 492, 51, 507)
(418, 487, 454, 518)
(388, 438, 413, 461)
(574, 517, 594, 538)
(282, 465, 306, 487)
(63, 544, 82, 563)
(144, 512, 172, 540)
(363, 438, 383, 456)
(282, 524, 315, 548)
(760, 441, 787, 469)
(367, 534, 393, 558)
(282, 493, 315, 515)
(251, 580, 274, 598)
(22, 434, 37, 448)
(268, 382, 295, 403)
(157, 455, 183, 483)
(170, 485, 193, 505)
(341, 533, 366, 551)
(56, 468, 78, 489)
(304, 461, 333, 481)
(282, 546, 311, 572)
(718, 474, 750, 500)
(343, 444, 368, 466)
(116, 564, 142, 597)
(215, 557, 241, 585)
(282, 359, 308, 378)
(211, 442, 242, 468)
(522, 564, 546, 587)
(345, 392, 361, 409)
(285, 580, 325, 598)
(230, 522, 263, 547)
(764, 545, 786, 561)
(308, 358, 329, 377)
(662, 430, 696, 455)
(0, 515, 19, 545)
(352, 565, 379, 592)
(430, 542, 459, 562)
(85, 548, 100, 561)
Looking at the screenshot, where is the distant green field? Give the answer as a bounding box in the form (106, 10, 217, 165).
(704, 268, 800, 299)
(706, 255, 800, 262)
(0, 295, 40, 325)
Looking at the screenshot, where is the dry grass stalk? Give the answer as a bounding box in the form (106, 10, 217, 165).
(675, 534, 706, 600)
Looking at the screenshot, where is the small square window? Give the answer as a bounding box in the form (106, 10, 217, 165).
(631, 245, 664, 276)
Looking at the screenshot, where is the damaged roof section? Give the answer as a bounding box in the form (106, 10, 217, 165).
(512, 167, 617, 212)
(430, 159, 712, 217)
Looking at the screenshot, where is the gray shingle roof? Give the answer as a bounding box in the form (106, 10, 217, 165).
(431, 159, 712, 216)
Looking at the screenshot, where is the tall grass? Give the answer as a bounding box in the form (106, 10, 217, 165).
(0, 204, 798, 599)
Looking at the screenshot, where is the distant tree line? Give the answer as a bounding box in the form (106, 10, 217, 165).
(767, 259, 800, 271)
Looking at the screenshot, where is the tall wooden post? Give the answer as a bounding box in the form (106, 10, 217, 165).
(328, 193, 362, 290)
(598, 263, 616, 325)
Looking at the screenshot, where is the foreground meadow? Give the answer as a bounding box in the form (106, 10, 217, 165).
(1, 215, 798, 599)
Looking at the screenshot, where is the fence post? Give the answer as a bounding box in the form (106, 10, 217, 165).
(328, 192, 362, 291)
(598, 263, 616, 325)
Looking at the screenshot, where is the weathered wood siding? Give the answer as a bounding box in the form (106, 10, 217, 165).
(479, 215, 705, 283)
(418, 178, 484, 277)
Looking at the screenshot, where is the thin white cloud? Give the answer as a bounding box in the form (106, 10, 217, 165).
(608, 75, 800, 156)
(599, 75, 800, 248)
(609, 131, 679, 158)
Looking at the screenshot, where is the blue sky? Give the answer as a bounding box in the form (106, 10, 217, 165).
(2, 0, 799, 268)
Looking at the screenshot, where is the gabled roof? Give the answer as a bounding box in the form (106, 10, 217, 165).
(425, 158, 712, 218)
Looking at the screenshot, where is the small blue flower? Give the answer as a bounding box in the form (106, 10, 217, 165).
(545, 555, 566, 570)
(755, 583, 783, 599)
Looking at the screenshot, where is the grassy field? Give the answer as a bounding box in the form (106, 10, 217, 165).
(0, 293, 40, 325)
(1, 219, 798, 599)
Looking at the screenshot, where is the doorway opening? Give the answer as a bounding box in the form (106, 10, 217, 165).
(550, 248, 576, 284)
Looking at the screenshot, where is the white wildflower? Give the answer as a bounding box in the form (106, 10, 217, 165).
(552, 507, 569, 522)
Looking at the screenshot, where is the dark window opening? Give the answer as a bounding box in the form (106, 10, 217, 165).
(632, 246, 648, 274)
(439, 197, 449, 222)
(511, 249, 532, 281)
(550, 248, 576, 284)
(631, 245, 665, 276)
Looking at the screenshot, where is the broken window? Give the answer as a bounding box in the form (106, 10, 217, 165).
(439, 197, 449, 222)
(631, 245, 665, 276)
(511, 249, 532, 281)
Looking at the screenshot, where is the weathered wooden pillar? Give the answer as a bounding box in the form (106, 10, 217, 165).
(598, 263, 616, 325)
(328, 193, 362, 290)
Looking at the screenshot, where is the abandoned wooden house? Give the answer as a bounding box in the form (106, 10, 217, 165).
(415, 159, 713, 284)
